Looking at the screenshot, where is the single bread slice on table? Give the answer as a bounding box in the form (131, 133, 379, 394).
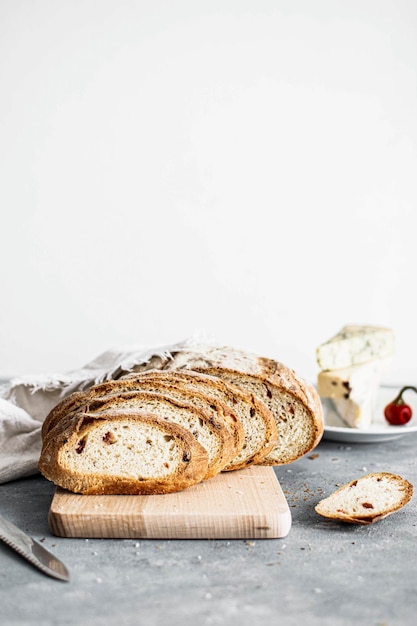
(38, 411, 209, 495)
(61, 390, 236, 481)
(148, 344, 324, 465)
(315, 473, 413, 524)
(118, 369, 277, 470)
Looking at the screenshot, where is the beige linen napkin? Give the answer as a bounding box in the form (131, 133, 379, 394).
(0, 339, 196, 484)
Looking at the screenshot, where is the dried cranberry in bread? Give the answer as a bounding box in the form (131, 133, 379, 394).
(38, 411, 209, 495)
(315, 473, 413, 524)
(148, 344, 324, 465)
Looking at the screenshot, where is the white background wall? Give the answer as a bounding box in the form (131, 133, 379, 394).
(0, 0, 416, 384)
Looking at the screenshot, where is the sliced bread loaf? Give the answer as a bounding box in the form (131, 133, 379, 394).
(43, 375, 244, 461)
(123, 370, 277, 471)
(155, 344, 324, 465)
(38, 411, 209, 495)
(43, 370, 278, 471)
(315, 473, 413, 524)
(72, 390, 236, 480)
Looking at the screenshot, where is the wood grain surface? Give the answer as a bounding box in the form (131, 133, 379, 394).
(48, 466, 291, 539)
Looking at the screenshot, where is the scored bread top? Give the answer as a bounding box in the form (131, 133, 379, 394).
(156, 345, 323, 464)
(159, 344, 320, 411)
(38, 410, 209, 495)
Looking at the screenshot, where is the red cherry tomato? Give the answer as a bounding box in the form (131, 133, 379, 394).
(384, 401, 412, 425)
(384, 386, 417, 426)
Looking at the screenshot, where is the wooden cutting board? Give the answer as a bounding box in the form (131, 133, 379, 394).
(48, 466, 291, 539)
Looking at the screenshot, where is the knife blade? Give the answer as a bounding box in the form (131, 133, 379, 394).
(0, 513, 70, 581)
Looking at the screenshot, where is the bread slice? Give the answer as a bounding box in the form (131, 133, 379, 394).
(315, 473, 413, 524)
(38, 411, 209, 495)
(109, 376, 245, 461)
(43, 370, 278, 471)
(152, 344, 324, 465)
(67, 390, 235, 480)
(121, 370, 277, 471)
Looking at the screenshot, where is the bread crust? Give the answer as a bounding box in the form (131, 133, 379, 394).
(42, 369, 278, 472)
(38, 411, 209, 495)
(39, 344, 324, 495)
(158, 345, 324, 464)
(315, 472, 414, 524)
(42, 390, 86, 438)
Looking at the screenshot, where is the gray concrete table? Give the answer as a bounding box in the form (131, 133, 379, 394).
(1, 432, 417, 626)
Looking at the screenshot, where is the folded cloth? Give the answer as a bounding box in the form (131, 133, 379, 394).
(0, 338, 198, 484)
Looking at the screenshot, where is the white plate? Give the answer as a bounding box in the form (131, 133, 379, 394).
(322, 385, 417, 443)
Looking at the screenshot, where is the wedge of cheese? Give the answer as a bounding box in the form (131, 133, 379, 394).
(316, 325, 395, 371)
(317, 358, 392, 400)
(317, 358, 392, 428)
(331, 394, 377, 429)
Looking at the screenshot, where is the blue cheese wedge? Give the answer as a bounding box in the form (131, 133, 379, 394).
(317, 358, 392, 428)
(316, 325, 395, 371)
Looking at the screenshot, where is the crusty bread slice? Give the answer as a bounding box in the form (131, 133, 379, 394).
(109, 376, 245, 461)
(122, 370, 277, 471)
(153, 344, 324, 465)
(44, 373, 246, 463)
(42, 370, 278, 471)
(71, 390, 235, 480)
(38, 411, 209, 495)
(315, 473, 413, 524)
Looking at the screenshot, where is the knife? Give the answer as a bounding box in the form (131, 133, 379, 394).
(0, 513, 70, 581)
